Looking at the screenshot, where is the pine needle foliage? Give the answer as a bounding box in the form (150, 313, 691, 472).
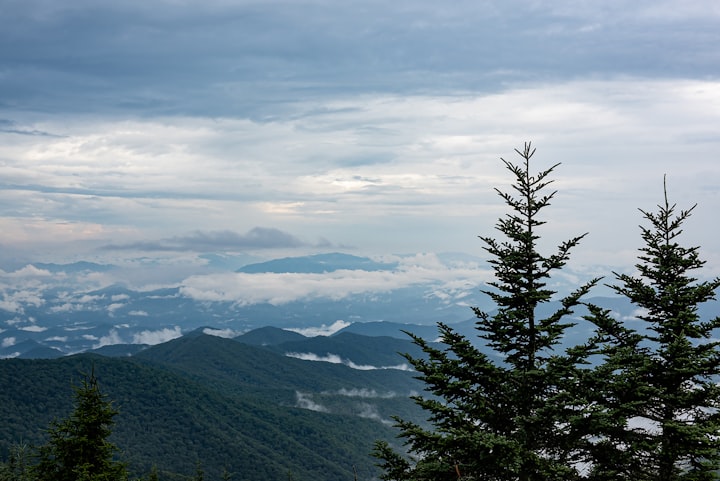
(374, 143, 598, 481)
(33, 368, 127, 481)
(582, 179, 720, 481)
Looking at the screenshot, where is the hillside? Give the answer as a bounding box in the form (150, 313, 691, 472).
(261, 331, 425, 368)
(0, 335, 426, 481)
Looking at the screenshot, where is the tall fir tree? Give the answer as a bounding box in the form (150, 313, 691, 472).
(34, 368, 127, 481)
(581, 180, 720, 480)
(374, 143, 597, 481)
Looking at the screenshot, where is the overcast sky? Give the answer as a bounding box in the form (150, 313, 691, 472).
(1, 0, 719, 281)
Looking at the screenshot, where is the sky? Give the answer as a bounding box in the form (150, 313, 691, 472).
(1, 0, 720, 290)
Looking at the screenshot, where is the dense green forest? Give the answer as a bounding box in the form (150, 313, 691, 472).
(0, 335, 425, 480)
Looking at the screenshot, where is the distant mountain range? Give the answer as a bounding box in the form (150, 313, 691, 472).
(0, 252, 485, 357)
(237, 252, 399, 274)
(1, 251, 718, 359)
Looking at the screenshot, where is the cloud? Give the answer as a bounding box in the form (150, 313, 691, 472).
(623, 308, 650, 322)
(0, 299, 23, 313)
(131, 326, 183, 345)
(333, 388, 398, 399)
(286, 320, 350, 337)
(107, 303, 125, 314)
(93, 329, 124, 348)
(179, 254, 493, 306)
(202, 327, 240, 338)
(286, 352, 345, 364)
(45, 336, 68, 342)
(1, 84, 718, 270)
(5, 265, 53, 278)
(295, 392, 329, 413)
(50, 303, 75, 313)
(1, 337, 16, 348)
(101, 227, 327, 252)
(2, 0, 718, 119)
(0, 0, 718, 280)
(285, 352, 412, 371)
(355, 402, 393, 425)
(0, 119, 61, 137)
(19, 325, 47, 332)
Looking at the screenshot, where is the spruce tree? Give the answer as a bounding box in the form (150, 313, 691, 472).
(374, 143, 597, 481)
(0, 442, 32, 481)
(582, 180, 720, 480)
(34, 369, 127, 481)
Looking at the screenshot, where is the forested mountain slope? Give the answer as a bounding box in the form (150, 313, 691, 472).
(0, 334, 425, 481)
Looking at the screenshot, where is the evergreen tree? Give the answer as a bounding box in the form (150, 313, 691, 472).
(374, 143, 598, 481)
(33, 368, 127, 481)
(582, 180, 720, 480)
(0, 441, 32, 481)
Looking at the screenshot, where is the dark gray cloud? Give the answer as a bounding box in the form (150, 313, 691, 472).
(0, 119, 61, 137)
(102, 227, 313, 252)
(2, 1, 718, 117)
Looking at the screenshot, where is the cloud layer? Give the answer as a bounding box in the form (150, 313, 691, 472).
(0, 0, 718, 282)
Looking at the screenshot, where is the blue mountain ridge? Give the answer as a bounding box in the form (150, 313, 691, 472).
(236, 252, 399, 273)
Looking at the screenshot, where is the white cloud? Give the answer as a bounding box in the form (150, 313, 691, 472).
(50, 303, 75, 313)
(627, 416, 661, 434)
(286, 320, 350, 337)
(0, 290, 45, 313)
(64, 324, 95, 331)
(1, 337, 16, 348)
(295, 392, 329, 413)
(45, 336, 68, 342)
(93, 329, 125, 348)
(202, 327, 240, 338)
(287, 352, 345, 364)
(285, 352, 413, 371)
(0, 299, 22, 313)
(107, 303, 125, 314)
(5, 265, 53, 278)
(333, 388, 398, 399)
(180, 255, 493, 306)
(623, 308, 650, 322)
(78, 295, 103, 303)
(19, 324, 47, 332)
(356, 402, 393, 426)
(129, 310, 149, 316)
(4, 317, 24, 326)
(131, 326, 183, 345)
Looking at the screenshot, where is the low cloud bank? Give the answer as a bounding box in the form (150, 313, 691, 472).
(92, 326, 183, 348)
(332, 388, 398, 399)
(179, 253, 493, 306)
(132, 326, 183, 345)
(285, 351, 412, 371)
(286, 320, 349, 337)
